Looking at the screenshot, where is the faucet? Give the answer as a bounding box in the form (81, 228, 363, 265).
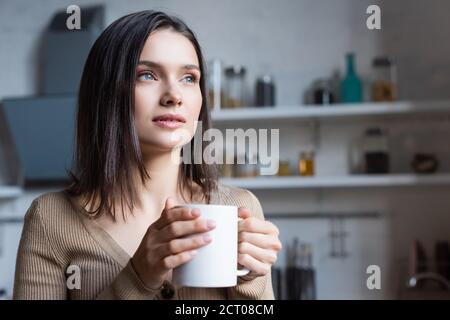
(407, 272, 450, 291)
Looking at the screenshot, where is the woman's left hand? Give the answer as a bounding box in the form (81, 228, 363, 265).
(237, 207, 282, 278)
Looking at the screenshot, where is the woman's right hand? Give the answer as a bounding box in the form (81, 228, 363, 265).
(131, 197, 215, 290)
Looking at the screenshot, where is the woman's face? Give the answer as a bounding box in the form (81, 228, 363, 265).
(134, 28, 202, 154)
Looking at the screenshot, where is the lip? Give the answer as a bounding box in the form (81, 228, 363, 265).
(152, 113, 186, 123)
(152, 113, 186, 129)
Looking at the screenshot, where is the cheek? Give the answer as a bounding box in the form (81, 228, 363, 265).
(134, 87, 156, 137)
(187, 89, 203, 119)
(186, 91, 203, 134)
(134, 87, 144, 120)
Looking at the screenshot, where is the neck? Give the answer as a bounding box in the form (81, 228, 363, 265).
(136, 147, 186, 213)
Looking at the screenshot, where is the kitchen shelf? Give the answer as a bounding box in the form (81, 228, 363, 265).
(0, 217, 23, 224)
(264, 211, 380, 219)
(219, 174, 450, 189)
(211, 100, 450, 123)
(0, 186, 23, 199)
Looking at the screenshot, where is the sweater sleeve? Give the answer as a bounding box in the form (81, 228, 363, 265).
(95, 260, 160, 300)
(13, 197, 161, 300)
(13, 199, 67, 300)
(227, 190, 275, 300)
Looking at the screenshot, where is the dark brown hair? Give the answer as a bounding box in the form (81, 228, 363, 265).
(65, 10, 218, 220)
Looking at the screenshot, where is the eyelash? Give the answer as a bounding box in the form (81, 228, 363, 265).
(137, 71, 199, 83)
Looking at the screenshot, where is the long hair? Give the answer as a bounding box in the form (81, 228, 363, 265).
(65, 10, 218, 220)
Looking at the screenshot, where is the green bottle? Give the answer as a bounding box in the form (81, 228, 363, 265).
(341, 53, 363, 103)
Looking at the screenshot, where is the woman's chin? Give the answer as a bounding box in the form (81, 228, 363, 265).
(140, 138, 191, 154)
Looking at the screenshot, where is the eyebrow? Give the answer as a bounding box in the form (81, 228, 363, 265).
(138, 60, 201, 72)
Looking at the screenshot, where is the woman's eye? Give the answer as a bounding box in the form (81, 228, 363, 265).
(138, 72, 155, 81)
(182, 75, 197, 83)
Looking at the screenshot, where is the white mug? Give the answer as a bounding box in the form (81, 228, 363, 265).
(171, 204, 250, 287)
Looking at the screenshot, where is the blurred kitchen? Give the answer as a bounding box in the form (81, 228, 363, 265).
(1, 0, 450, 300)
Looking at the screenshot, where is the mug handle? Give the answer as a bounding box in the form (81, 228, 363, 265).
(237, 217, 251, 277)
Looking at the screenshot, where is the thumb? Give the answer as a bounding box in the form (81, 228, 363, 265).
(164, 196, 175, 211)
(238, 207, 251, 219)
(150, 197, 176, 231)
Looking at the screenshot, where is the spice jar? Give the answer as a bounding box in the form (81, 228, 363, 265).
(206, 59, 225, 111)
(224, 65, 247, 108)
(220, 155, 235, 177)
(372, 56, 397, 102)
(234, 151, 258, 177)
(277, 160, 291, 176)
(298, 151, 315, 176)
(312, 79, 335, 105)
(362, 127, 390, 174)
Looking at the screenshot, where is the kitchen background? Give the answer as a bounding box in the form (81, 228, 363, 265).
(1, 0, 450, 299)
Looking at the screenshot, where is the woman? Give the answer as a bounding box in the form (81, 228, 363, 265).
(13, 10, 281, 300)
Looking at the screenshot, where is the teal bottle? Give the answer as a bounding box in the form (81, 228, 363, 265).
(341, 53, 363, 103)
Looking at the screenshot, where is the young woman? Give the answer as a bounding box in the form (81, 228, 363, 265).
(13, 10, 281, 300)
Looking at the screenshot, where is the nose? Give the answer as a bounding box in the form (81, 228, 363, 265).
(160, 87, 182, 107)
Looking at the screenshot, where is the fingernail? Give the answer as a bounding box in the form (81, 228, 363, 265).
(206, 219, 216, 228)
(190, 250, 197, 256)
(191, 208, 200, 216)
(203, 234, 212, 242)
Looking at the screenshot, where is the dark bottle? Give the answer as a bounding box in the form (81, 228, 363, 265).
(255, 75, 276, 107)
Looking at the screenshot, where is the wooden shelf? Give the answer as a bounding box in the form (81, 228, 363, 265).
(0, 186, 23, 198)
(219, 174, 450, 189)
(211, 100, 450, 123)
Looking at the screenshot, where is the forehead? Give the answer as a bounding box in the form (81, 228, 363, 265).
(139, 28, 199, 67)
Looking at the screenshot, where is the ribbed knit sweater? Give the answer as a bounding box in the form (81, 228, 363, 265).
(13, 183, 274, 300)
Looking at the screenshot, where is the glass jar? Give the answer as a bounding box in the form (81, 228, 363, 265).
(220, 154, 234, 177)
(234, 151, 258, 177)
(224, 65, 247, 108)
(372, 56, 397, 102)
(313, 78, 335, 105)
(277, 160, 291, 176)
(362, 127, 390, 174)
(206, 59, 225, 111)
(298, 151, 315, 176)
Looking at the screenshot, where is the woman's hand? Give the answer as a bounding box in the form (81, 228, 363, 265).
(131, 197, 216, 290)
(237, 207, 282, 278)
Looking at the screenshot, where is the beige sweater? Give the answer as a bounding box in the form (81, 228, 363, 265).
(13, 183, 274, 300)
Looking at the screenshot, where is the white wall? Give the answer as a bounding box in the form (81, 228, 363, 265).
(3, 0, 450, 103)
(1, 0, 450, 299)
